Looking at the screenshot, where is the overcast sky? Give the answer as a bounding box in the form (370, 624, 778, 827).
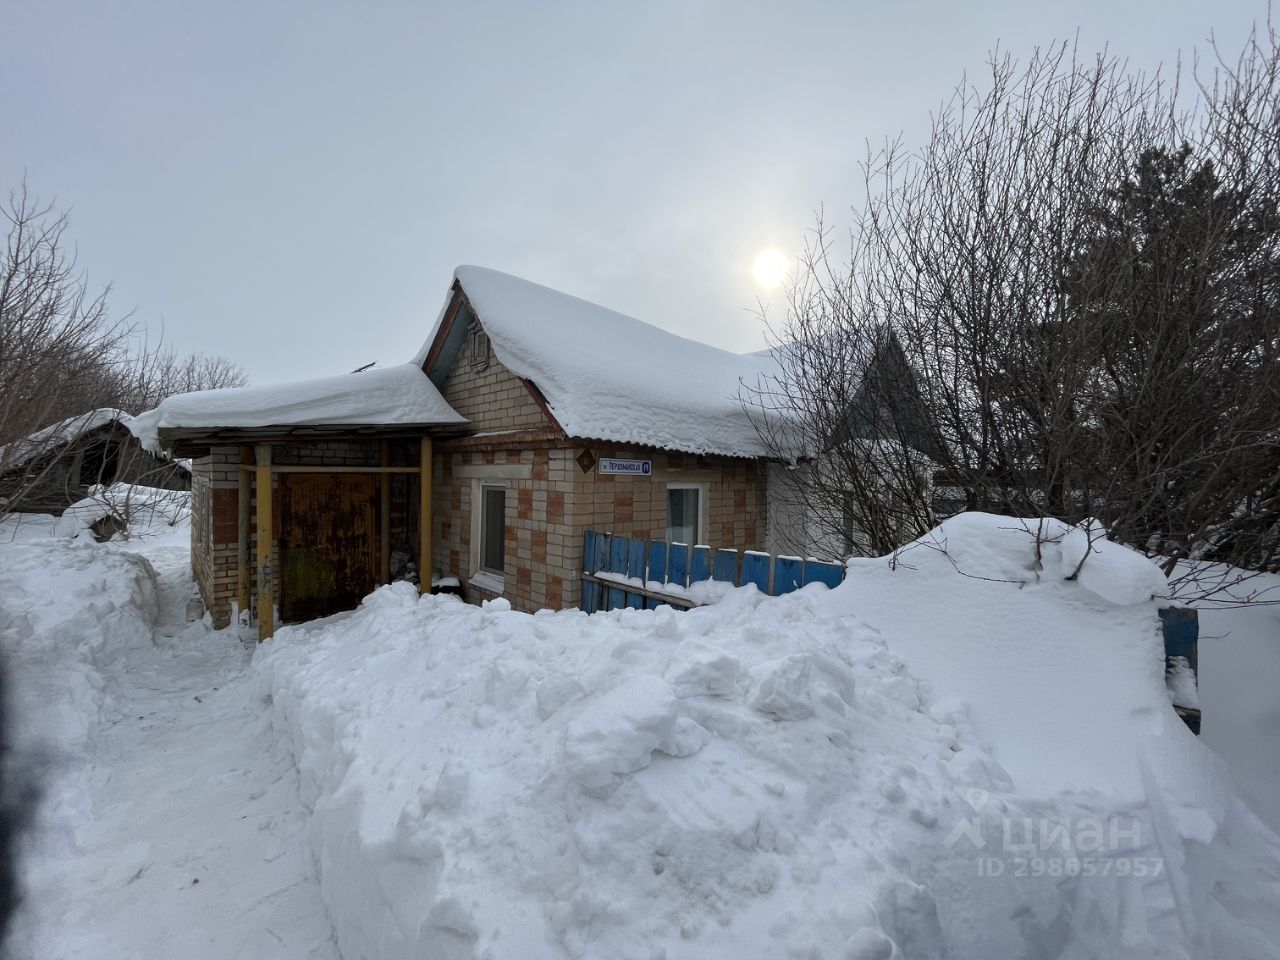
(1, 0, 1267, 384)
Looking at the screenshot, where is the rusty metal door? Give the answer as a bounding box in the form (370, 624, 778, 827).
(280, 473, 379, 623)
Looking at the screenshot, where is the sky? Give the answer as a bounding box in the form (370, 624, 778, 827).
(1, 0, 1269, 384)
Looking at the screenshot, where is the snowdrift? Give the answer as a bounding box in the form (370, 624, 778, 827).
(256, 514, 1280, 959)
(0, 539, 160, 947)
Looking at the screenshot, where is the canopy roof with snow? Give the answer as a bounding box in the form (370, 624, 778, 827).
(129, 364, 468, 453)
(0, 408, 132, 472)
(416, 266, 783, 458)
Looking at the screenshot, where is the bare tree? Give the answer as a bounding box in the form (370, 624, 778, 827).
(744, 28, 1280, 603)
(124, 343, 246, 412)
(0, 184, 134, 450)
(0, 183, 246, 520)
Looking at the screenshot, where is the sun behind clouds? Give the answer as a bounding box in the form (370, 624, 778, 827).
(751, 248, 788, 289)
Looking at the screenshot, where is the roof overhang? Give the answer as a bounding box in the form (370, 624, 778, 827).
(161, 421, 472, 458)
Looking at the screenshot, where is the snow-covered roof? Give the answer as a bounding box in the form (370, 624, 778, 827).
(0, 408, 132, 472)
(128, 364, 467, 452)
(416, 266, 781, 458)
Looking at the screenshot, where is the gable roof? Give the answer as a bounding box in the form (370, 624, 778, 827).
(416, 266, 781, 458)
(128, 364, 468, 453)
(0, 408, 132, 473)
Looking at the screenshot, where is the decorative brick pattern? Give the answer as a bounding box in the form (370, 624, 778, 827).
(431, 445, 580, 613)
(427, 438, 767, 615)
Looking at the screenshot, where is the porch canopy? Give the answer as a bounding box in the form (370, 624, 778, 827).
(129, 364, 469, 640)
(129, 363, 467, 455)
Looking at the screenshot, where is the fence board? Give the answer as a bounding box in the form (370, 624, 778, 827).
(740, 550, 770, 593)
(646, 540, 668, 610)
(690, 545, 711, 583)
(608, 535, 628, 610)
(627, 539, 647, 609)
(581, 531, 601, 613)
(668, 543, 689, 590)
(713, 548, 738, 582)
(802, 560, 844, 590)
(1160, 607, 1199, 671)
(774, 556, 803, 595)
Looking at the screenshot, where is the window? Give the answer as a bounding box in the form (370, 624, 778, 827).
(468, 319, 490, 372)
(666, 485, 702, 544)
(479, 484, 506, 574)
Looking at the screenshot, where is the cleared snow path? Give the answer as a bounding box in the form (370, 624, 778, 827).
(9, 539, 338, 959)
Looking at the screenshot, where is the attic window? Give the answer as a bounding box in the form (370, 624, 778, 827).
(468, 321, 490, 372)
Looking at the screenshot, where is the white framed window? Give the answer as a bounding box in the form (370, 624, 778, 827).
(666, 483, 706, 545)
(470, 480, 506, 593)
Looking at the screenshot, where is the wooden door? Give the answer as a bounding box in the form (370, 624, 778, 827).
(280, 473, 378, 623)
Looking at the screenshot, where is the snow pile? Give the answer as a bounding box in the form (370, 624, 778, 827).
(51, 494, 117, 539)
(51, 483, 192, 540)
(0, 541, 158, 765)
(128, 364, 467, 453)
(3, 483, 192, 541)
(257, 513, 1280, 958)
(0, 511, 58, 543)
(424, 266, 781, 457)
(1166, 657, 1200, 710)
(1, 506, 343, 958)
(0, 539, 159, 939)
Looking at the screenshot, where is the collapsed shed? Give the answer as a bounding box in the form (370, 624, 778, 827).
(0, 408, 188, 515)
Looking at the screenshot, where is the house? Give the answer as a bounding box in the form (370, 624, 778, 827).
(0, 408, 189, 516)
(130, 266, 908, 638)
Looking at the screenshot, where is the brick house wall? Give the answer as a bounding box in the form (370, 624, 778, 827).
(429, 440, 768, 614)
(427, 328, 769, 614)
(189, 320, 771, 625)
(574, 445, 767, 551)
(192, 445, 243, 627)
(431, 444, 579, 610)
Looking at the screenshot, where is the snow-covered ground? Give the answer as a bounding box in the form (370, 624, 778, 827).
(255, 513, 1280, 959)
(3, 504, 1278, 959)
(1, 506, 338, 958)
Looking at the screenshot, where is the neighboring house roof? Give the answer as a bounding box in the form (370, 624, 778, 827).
(0, 408, 132, 474)
(416, 266, 783, 458)
(128, 364, 469, 453)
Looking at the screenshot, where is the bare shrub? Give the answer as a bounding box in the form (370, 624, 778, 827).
(745, 28, 1280, 603)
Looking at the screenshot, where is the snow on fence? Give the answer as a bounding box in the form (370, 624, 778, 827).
(580, 529, 848, 614)
(578, 531, 1200, 709)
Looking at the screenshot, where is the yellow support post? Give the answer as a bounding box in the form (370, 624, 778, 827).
(380, 441, 391, 585)
(420, 436, 433, 594)
(255, 444, 274, 641)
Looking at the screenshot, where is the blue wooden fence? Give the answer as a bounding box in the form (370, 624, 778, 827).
(578, 530, 1199, 673)
(579, 530, 845, 613)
